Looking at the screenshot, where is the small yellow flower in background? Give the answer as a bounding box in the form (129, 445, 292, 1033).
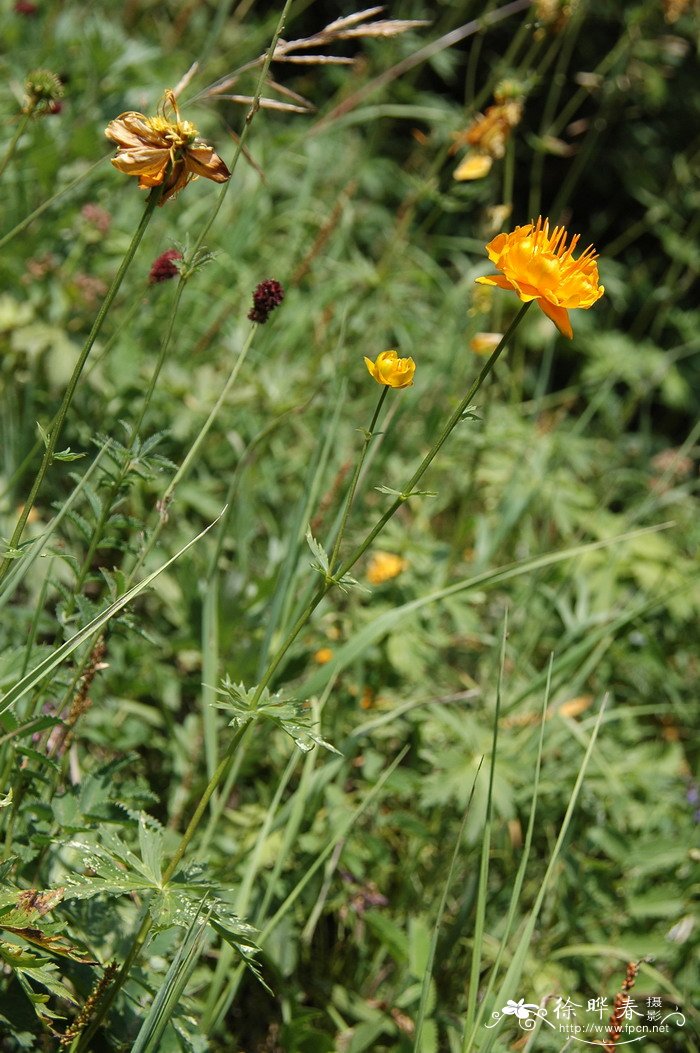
(364, 349, 415, 388)
(360, 687, 375, 710)
(475, 216, 604, 339)
(663, 0, 698, 21)
(313, 647, 334, 665)
(453, 84, 523, 182)
(454, 154, 493, 181)
(366, 551, 408, 585)
(470, 332, 502, 356)
(534, 0, 579, 33)
(105, 90, 230, 205)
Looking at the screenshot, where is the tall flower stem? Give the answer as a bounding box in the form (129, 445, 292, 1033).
(328, 386, 388, 574)
(76, 306, 529, 1051)
(0, 154, 108, 253)
(254, 302, 532, 705)
(125, 321, 257, 585)
(337, 303, 531, 578)
(186, 0, 294, 260)
(0, 110, 32, 182)
(0, 190, 161, 585)
(68, 277, 188, 603)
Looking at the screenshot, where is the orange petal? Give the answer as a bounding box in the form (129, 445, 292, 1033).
(106, 113, 168, 148)
(538, 299, 573, 339)
(185, 146, 231, 183)
(110, 147, 170, 178)
(475, 274, 517, 293)
(160, 161, 191, 203)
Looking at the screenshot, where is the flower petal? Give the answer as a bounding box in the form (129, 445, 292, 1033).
(110, 147, 170, 178)
(475, 274, 516, 293)
(160, 161, 191, 203)
(185, 145, 231, 183)
(454, 153, 492, 181)
(538, 298, 573, 339)
(105, 113, 167, 149)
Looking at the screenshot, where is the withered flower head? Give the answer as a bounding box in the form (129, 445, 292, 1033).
(453, 90, 523, 182)
(24, 69, 63, 115)
(105, 90, 230, 205)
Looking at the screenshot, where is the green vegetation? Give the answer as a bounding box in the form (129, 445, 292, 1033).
(0, 1, 697, 1050)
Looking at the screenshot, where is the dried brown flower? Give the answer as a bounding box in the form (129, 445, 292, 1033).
(105, 89, 230, 205)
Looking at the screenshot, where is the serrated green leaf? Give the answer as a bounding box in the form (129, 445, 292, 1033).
(53, 448, 85, 462)
(305, 528, 330, 574)
(137, 815, 164, 884)
(215, 680, 340, 754)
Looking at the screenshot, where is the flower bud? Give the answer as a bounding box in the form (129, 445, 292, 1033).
(364, 349, 415, 389)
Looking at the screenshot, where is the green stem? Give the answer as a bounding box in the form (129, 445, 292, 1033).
(164, 720, 252, 883)
(69, 277, 187, 603)
(126, 321, 256, 584)
(336, 303, 532, 579)
(0, 110, 32, 182)
(0, 190, 160, 585)
(254, 303, 532, 703)
(165, 325, 255, 507)
(0, 154, 108, 252)
(0, 296, 140, 508)
(187, 0, 294, 260)
(328, 386, 388, 574)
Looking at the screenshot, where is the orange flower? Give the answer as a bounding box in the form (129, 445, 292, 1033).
(366, 551, 407, 585)
(475, 217, 604, 338)
(105, 90, 230, 205)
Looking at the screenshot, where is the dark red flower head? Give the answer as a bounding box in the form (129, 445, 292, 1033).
(248, 279, 285, 324)
(148, 249, 182, 284)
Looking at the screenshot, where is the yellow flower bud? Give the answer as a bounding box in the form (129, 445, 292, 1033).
(364, 349, 415, 388)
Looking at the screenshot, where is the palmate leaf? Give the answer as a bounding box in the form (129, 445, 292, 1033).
(63, 822, 166, 901)
(215, 678, 340, 754)
(62, 821, 261, 972)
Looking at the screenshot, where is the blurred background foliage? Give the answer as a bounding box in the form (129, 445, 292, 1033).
(0, 0, 698, 1050)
